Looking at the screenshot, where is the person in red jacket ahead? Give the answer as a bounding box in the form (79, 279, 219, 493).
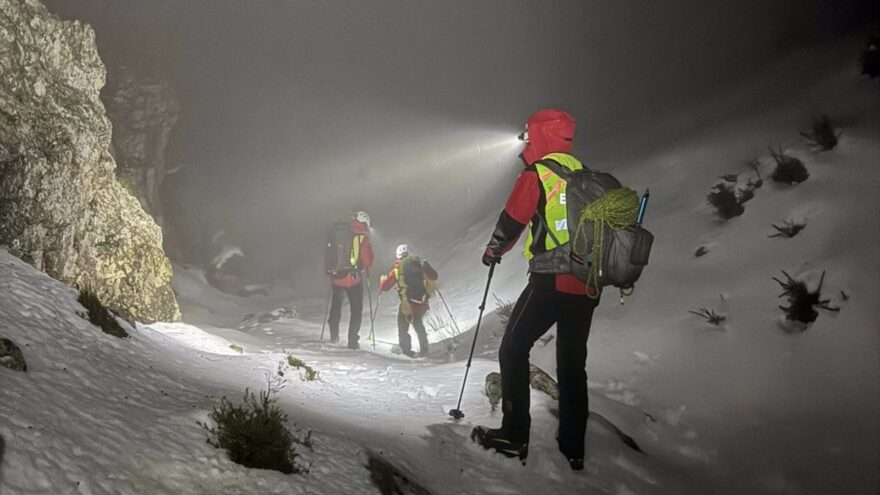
(327, 211, 374, 349)
(471, 109, 599, 471)
(378, 244, 438, 358)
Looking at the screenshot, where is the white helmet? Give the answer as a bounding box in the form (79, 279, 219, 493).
(353, 210, 371, 227)
(395, 244, 410, 260)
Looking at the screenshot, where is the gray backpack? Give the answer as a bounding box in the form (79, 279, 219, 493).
(530, 159, 654, 293)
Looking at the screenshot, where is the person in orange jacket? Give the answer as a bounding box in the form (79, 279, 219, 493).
(378, 244, 438, 358)
(326, 211, 374, 349)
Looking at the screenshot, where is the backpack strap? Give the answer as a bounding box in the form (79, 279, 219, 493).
(538, 158, 573, 180)
(535, 210, 562, 249)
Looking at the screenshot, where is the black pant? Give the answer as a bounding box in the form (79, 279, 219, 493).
(327, 283, 363, 346)
(499, 275, 599, 459)
(397, 310, 429, 355)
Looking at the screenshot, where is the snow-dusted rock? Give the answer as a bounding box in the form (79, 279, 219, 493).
(0, 337, 27, 372)
(0, 0, 179, 322)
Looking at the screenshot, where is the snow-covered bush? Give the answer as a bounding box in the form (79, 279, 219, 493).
(769, 147, 809, 185)
(800, 115, 840, 151)
(688, 307, 726, 326)
(861, 33, 879, 78)
(772, 270, 839, 326)
(0, 337, 27, 372)
(199, 388, 302, 474)
(707, 182, 744, 220)
(768, 219, 806, 238)
(77, 288, 128, 338)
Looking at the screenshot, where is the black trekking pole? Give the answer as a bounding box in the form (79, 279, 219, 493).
(436, 287, 462, 338)
(365, 269, 376, 350)
(449, 262, 496, 420)
(319, 282, 333, 340)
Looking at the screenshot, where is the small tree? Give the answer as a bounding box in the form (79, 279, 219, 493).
(800, 115, 841, 151)
(773, 270, 839, 325)
(768, 147, 809, 185)
(199, 387, 302, 474)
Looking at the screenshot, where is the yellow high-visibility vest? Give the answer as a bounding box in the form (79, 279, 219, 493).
(524, 152, 584, 260)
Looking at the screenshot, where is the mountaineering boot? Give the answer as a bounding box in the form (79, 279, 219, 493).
(556, 432, 584, 471)
(347, 342, 360, 350)
(402, 349, 416, 358)
(470, 426, 528, 462)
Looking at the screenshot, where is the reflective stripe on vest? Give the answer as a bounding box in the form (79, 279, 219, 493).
(524, 153, 584, 260)
(351, 235, 363, 267)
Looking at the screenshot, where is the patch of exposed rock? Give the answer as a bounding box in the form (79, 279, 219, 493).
(104, 64, 180, 223)
(0, 337, 27, 372)
(0, 0, 179, 322)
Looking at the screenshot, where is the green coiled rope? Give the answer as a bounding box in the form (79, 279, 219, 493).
(573, 187, 639, 298)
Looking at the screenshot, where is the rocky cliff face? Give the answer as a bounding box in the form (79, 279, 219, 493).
(0, 0, 180, 322)
(104, 64, 180, 225)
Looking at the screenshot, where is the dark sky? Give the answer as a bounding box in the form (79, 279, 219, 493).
(46, 0, 876, 289)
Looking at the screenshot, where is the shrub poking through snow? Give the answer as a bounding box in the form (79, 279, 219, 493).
(800, 115, 841, 151)
(768, 219, 806, 238)
(688, 307, 726, 326)
(768, 147, 809, 185)
(287, 355, 318, 381)
(773, 270, 840, 325)
(199, 387, 301, 474)
(707, 181, 744, 220)
(694, 245, 710, 257)
(493, 294, 514, 327)
(424, 310, 452, 335)
(746, 159, 764, 189)
(77, 288, 128, 338)
(861, 33, 879, 78)
(0, 337, 27, 372)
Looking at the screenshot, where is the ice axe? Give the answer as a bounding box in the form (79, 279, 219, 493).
(449, 261, 496, 420)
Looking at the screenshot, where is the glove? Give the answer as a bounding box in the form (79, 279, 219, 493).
(482, 247, 501, 267)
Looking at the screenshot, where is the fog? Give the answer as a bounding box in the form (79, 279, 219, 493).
(45, 0, 875, 293)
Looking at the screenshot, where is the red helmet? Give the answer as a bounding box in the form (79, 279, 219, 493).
(520, 109, 575, 165)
